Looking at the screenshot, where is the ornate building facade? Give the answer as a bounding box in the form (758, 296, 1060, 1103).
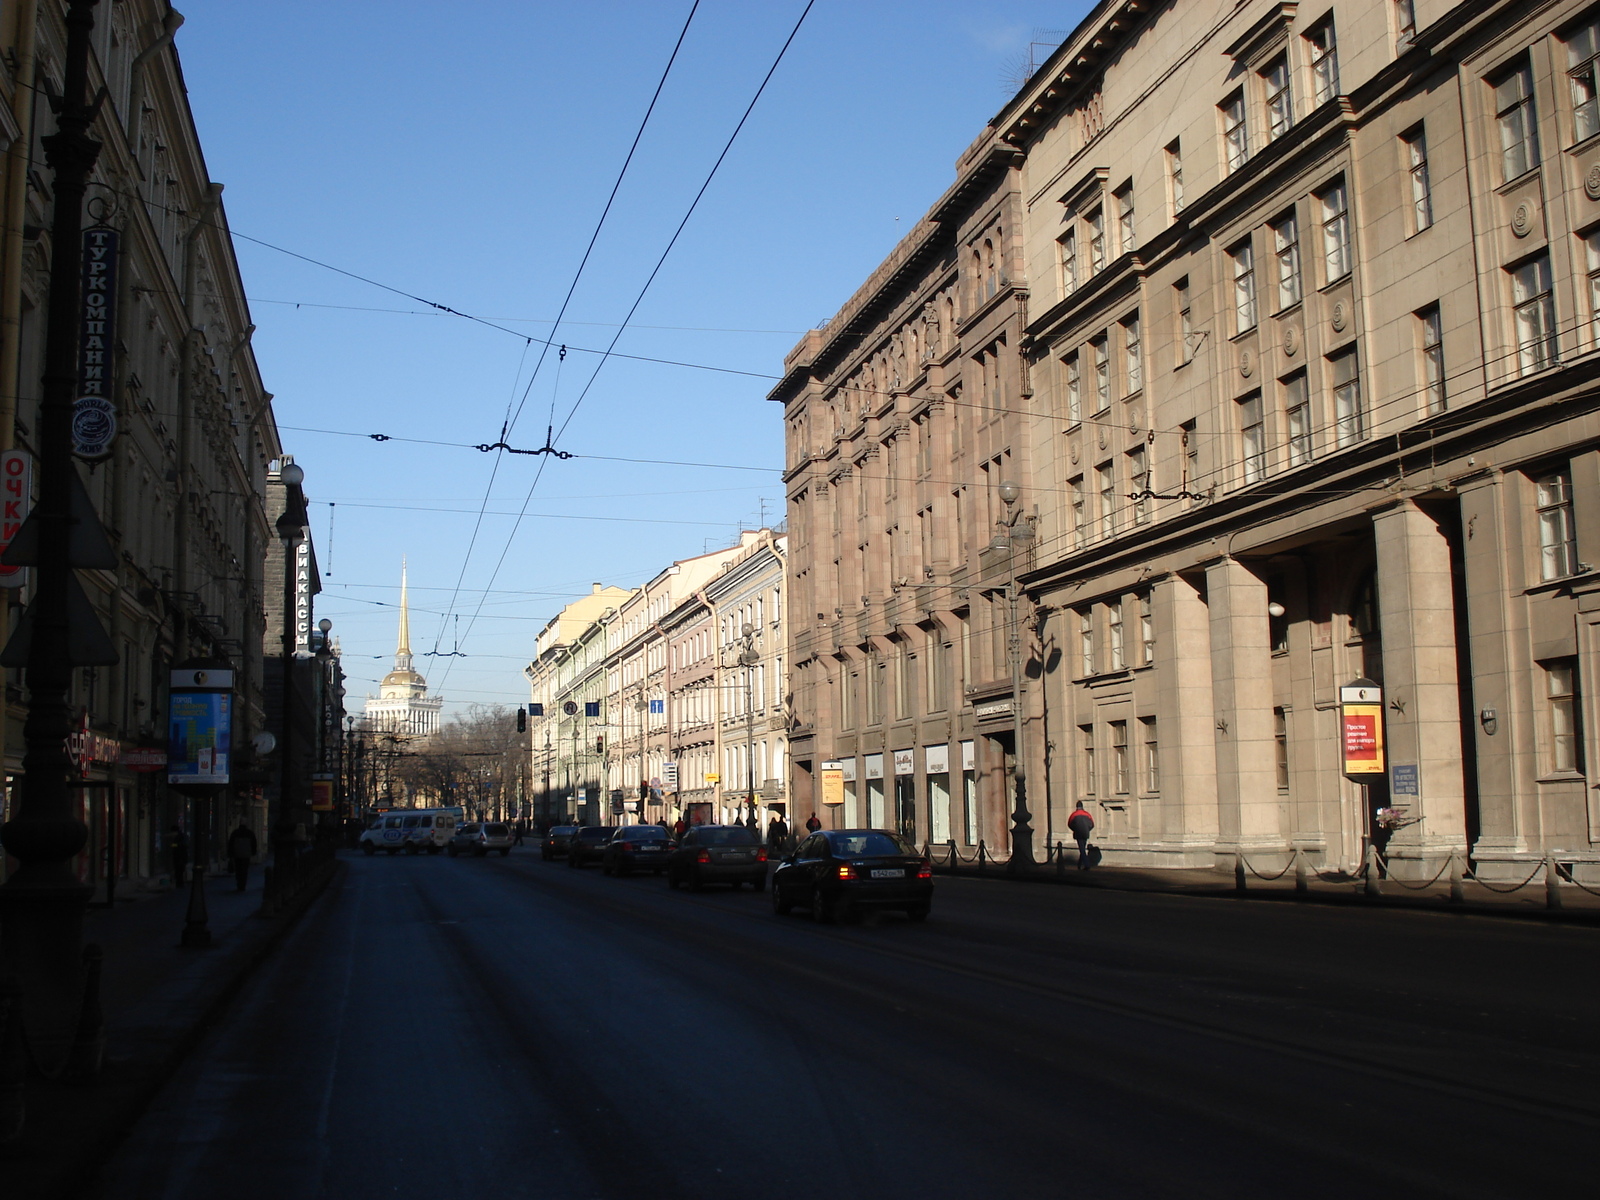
(363, 564, 441, 737)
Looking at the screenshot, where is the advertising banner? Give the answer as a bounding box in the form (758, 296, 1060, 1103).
(820, 760, 844, 806)
(1339, 681, 1385, 777)
(0, 450, 30, 588)
(167, 691, 232, 786)
(311, 776, 334, 812)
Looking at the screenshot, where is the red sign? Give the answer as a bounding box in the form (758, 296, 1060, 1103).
(0, 450, 30, 588)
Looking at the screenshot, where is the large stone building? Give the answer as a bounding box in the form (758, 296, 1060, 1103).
(779, 0, 1600, 883)
(0, 1, 289, 888)
(363, 563, 442, 737)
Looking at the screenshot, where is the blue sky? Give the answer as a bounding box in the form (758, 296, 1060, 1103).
(173, 1, 1088, 710)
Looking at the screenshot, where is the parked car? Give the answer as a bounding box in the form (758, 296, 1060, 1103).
(601, 825, 675, 877)
(771, 829, 932, 923)
(359, 814, 407, 856)
(566, 825, 618, 868)
(447, 822, 515, 857)
(541, 824, 579, 861)
(666, 824, 768, 891)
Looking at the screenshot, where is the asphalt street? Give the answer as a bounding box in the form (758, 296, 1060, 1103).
(90, 850, 1597, 1199)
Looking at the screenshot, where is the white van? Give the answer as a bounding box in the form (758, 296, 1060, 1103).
(402, 810, 458, 855)
(360, 813, 408, 855)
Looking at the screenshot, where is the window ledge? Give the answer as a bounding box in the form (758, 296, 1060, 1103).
(1494, 167, 1541, 196)
(1567, 130, 1600, 155)
(1317, 273, 1351, 294)
(1536, 771, 1586, 785)
(1524, 567, 1599, 596)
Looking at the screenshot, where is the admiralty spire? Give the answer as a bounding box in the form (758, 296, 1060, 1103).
(363, 560, 443, 736)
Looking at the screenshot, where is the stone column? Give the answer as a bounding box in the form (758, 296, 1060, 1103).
(1455, 475, 1530, 858)
(1372, 500, 1469, 875)
(1204, 558, 1283, 851)
(1153, 574, 1219, 860)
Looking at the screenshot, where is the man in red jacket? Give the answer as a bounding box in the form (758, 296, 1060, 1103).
(1067, 803, 1095, 870)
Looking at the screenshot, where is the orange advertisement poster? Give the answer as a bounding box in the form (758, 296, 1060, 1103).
(1341, 704, 1385, 775)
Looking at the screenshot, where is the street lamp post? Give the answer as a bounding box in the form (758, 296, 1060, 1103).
(274, 463, 308, 884)
(993, 481, 1036, 869)
(739, 624, 759, 831)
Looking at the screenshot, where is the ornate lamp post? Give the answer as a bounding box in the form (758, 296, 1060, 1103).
(274, 462, 307, 878)
(992, 481, 1036, 869)
(739, 623, 759, 830)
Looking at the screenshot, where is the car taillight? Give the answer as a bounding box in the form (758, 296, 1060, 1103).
(620, 842, 633, 852)
(916, 861, 933, 879)
(697, 849, 710, 864)
(756, 847, 768, 862)
(837, 863, 857, 881)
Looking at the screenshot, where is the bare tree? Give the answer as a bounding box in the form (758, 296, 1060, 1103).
(397, 704, 523, 820)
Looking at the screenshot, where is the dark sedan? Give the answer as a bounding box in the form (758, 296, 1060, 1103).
(565, 825, 618, 868)
(601, 825, 674, 877)
(541, 824, 579, 861)
(666, 824, 768, 892)
(771, 829, 932, 923)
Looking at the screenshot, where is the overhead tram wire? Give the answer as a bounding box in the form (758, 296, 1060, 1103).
(428, 0, 702, 665)
(432, 0, 817, 694)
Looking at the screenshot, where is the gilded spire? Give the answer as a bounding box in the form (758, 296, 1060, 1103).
(398, 557, 411, 656)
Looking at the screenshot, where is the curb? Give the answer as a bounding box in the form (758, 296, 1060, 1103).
(2, 858, 344, 1200)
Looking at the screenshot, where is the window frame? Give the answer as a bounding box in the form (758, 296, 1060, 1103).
(1122, 310, 1142, 396)
(1283, 370, 1312, 466)
(1569, 15, 1600, 144)
(1110, 718, 1129, 794)
(1330, 347, 1363, 448)
(1318, 179, 1351, 284)
(1307, 18, 1340, 105)
(1115, 182, 1136, 256)
(1402, 125, 1432, 233)
(1175, 276, 1194, 367)
(1230, 238, 1257, 334)
(1536, 469, 1578, 581)
(1494, 60, 1541, 182)
(1238, 391, 1266, 483)
(1543, 658, 1583, 774)
(1058, 227, 1078, 296)
(1262, 54, 1293, 141)
(1165, 139, 1184, 216)
(1221, 90, 1249, 173)
(1418, 304, 1446, 415)
(1510, 253, 1557, 375)
(1271, 210, 1302, 310)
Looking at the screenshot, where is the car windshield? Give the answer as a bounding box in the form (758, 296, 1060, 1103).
(384, 817, 402, 828)
(826, 831, 917, 857)
(458, 825, 480, 835)
(700, 827, 757, 846)
(581, 828, 615, 841)
(620, 826, 666, 840)
(549, 827, 575, 837)
(483, 824, 508, 836)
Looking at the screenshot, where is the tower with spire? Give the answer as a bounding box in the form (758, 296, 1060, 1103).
(364, 559, 444, 736)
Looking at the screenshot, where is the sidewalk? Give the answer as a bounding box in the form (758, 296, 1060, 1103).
(1, 857, 341, 1199)
(936, 850, 1600, 923)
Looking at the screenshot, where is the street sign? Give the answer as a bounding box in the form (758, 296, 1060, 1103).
(0, 450, 30, 588)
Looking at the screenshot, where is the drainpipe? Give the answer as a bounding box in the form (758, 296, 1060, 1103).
(126, 8, 183, 153)
(172, 181, 221, 661)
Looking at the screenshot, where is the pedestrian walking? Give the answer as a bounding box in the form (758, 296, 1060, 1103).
(805, 811, 821, 833)
(226, 822, 258, 892)
(1067, 803, 1095, 870)
(767, 814, 787, 853)
(168, 823, 189, 888)
(512, 822, 526, 846)
(673, 817, 688, 840)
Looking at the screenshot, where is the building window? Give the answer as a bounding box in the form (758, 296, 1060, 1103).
(1495, 61, 1540, 181)
(1319, 179, 1351, 282)
(1128, 445, 1149, 525)
(1175, 277, 1194, 365)
(1271, 211, 1301, 309)
(1307, 18, 1339, 105)
(1110, 720, 1129, 793)
(1059, 228, 1078, 295)
(1115, 183, 1135, 255)
(1141, 717, 1159, 792)
(1166, 139, 1184, 215)
(1139, 592, 1155, 665)
(1570, 16, 1600, 142)
(1098, 461, 1117, 538)
(1239, 392, 1266, 482)
(1064, 351, 1082, 421)
(1403, 126, 1432, 232)
(1418, 305, 1445, 415)
(1181, 419, 1199, 503)
(1070, 474, 1086, 547)
(1511, 254, 1557, 374)
(1545, 659, 1582, 772)
(1078, 610, 1095, 676)
(1122, 311, 1142, 395)
(1221, 90, 1249, 172)
(1262, 55, 1293, 141)
(1394, 0, 1417, 45)
(1087, 207, 1106, 274)
(1537, 469, 1577, 580)
(1585, 227, 1600, 341)
(1284, 371, 1311, 465)
(1331, 348, 1363, 448)
(1080, 723, 1096, 793)
(1274, 708, 1290, 789)
(1230, 239, 1257, 333)
(1108, 601, 1125, 670)
(1091, 335, 1110, 412)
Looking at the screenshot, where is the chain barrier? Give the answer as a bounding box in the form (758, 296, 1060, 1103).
(1239, 853, 1297, 882)
(1370, 851, 1454, 891)
(1555, 862, 1600, 897)
(1461, 860, 1546, 894)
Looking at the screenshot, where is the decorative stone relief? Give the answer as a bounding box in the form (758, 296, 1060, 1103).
(1283, 325, 1301, 357)
(1239, 348, 1255, 379)
(1331, 301, 1348, 333)
(1587, 164, 1600, 200)
(1511, 203, 1533, 237)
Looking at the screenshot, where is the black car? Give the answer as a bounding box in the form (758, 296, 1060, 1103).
(541, 824, 578, 861)
(601, 825, 674, 877)
(565, 825, 618, 868)
(666, 824, 768, 892)
(771, 829, 932, 923)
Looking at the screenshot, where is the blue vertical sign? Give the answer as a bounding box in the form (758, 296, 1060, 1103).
(168, 667, 233, 787)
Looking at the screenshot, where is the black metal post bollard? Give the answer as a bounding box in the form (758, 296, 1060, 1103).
(1234, 853, 1247, 893)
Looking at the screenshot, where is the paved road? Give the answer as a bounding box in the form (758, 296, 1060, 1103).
(91, 850, 1597, 1199)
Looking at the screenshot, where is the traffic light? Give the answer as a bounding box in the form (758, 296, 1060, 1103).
(516, 708, 526, 733)
(639, 781, 649, 800)
(595, 735, 605, 754)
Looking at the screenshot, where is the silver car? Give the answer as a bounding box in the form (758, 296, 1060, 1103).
(448, 821, 514, 857)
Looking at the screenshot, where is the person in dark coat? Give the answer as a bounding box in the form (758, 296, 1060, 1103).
(227, 823, 258, 891)
(766, 815, 787, 852)
(168, 823, 189, 887)
(804, 812, 821, 833)
(1067, 803, 1095, 870)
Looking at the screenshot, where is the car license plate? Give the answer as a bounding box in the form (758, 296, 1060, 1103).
(871, 868, 903, 879)
(724, 852, 749, 862)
